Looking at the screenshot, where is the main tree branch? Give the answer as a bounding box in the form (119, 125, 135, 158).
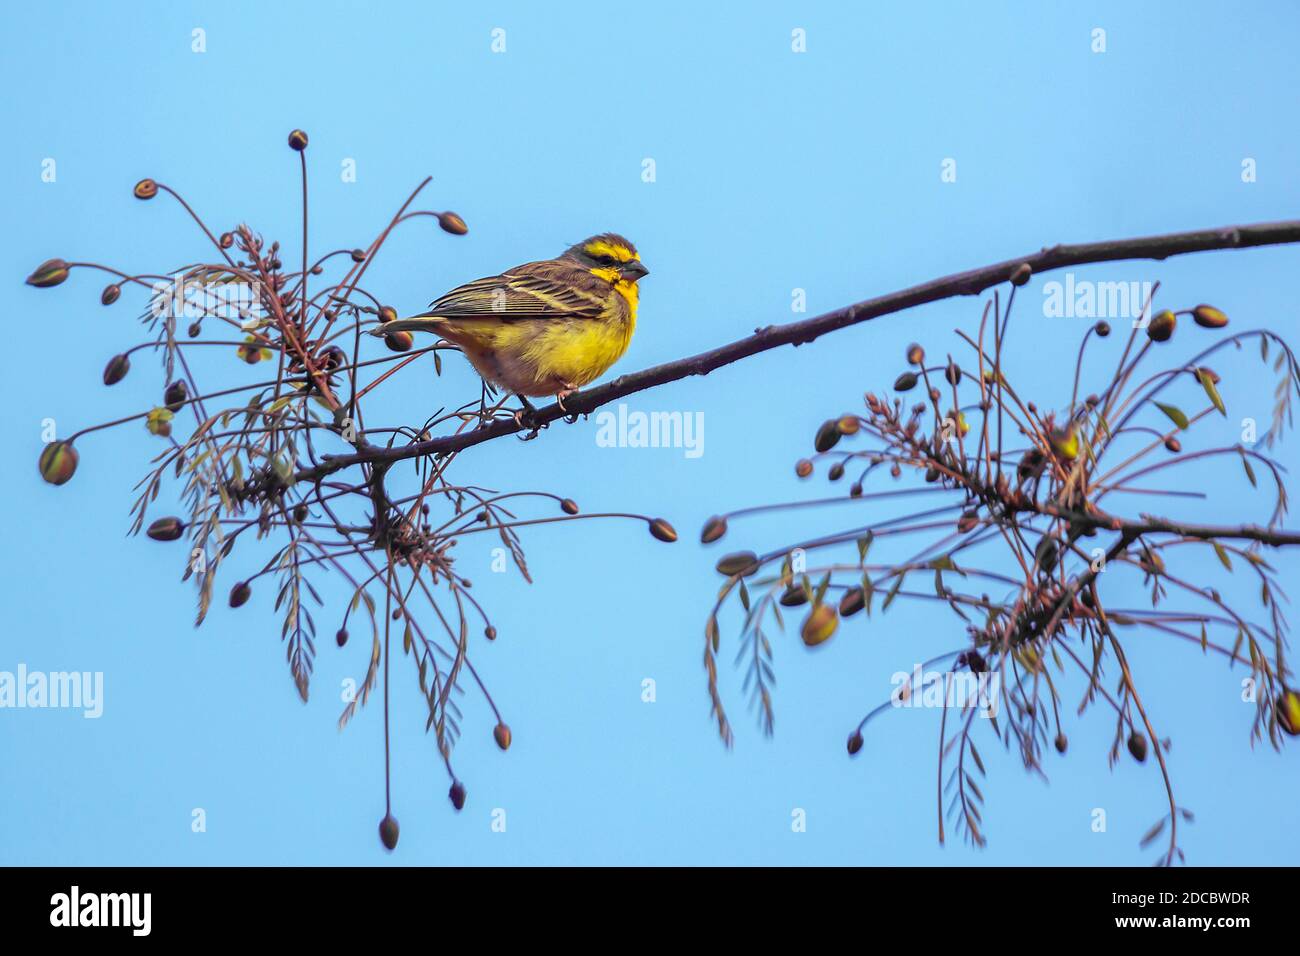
(296, 218, 1300, 483)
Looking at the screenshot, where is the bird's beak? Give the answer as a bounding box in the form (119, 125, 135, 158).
(621, 260, 649, 282)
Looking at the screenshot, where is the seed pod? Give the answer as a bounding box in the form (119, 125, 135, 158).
(648, 517, 677, 542)
(293, 503, 308, 523)
(716, 551, 760, 577)
(38, 441, 79, 485)
(1192, 304, 1228, 329)
(378, 813, 399, 851)
(229, 581, 251, 608)
(100, 283, 121, 306)
(1094, 320, 1111, 338)
(894, 371, 918, 392)
(287, 129, 309, 151)
(1127, 730, 1148, 763)
(814, 419, 841, 453)
(849, 482, 863, 498)
(801, 603, 838, 647)
(560, 498, 579, 515)
(164, 380, 189, 412)
(378, 305, 398, 324)
(493, 723, 512, 751)
(1194, 365, 1220, 385)
(146, 516, 185, 541)
(336, 628, 348, 647)
(700, 515, 727, 544)
(828, 461, 845, 482)
(925, 466, 940, 483)
(25, 258, 70, 288)
(836, 414, 859, 435)
(384, 331, 414, 352)
(1147, 310, 1176, 343)
(906, 343, 925, 366)
(957, 511, 979, 534)
(1054, 733, 1068, 754)
(1010, 262, 1032, 286)
(779, 585, 808, 608)
(350, 249, 367, 263)
(187, 321, 202, 338)
(133, 178, 158, 200)
(484, 625, 498, 641)
(438, 211, 469, 236)
(846, 731, 864, 756)
(838, 586, 865, 617)
(449, 781, 467, 811)
(219, 232, 234, 249)
(103, 354, 130, 386)
(1277, 689, 1300, 736)
(1164, 436, 1182, 453)
(795, 458, 813, 478)
(945, 362, 961, 386)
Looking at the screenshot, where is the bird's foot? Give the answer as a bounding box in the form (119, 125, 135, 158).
(556, 388, 581, 424)
(512, 397, 545, 439)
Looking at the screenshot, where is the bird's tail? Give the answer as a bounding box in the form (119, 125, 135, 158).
(367, 316, 445, 337)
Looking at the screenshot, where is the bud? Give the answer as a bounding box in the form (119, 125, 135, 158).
(893, 371, 918, 392)
(827, 462, 845, 481)
(25, 258, 70, 288)
(838, 586, 865, 617)
(133, 178, 158, 200)
(103, 354, 130, 386)
(378, 813, 399, 851)
(493, 723, 512, 750)
(800, 603, 838, 647)
(1277, 689, 1300, 737)
(293, 503, 308, 523)
(648, 517, 677, 543)
(1127, 730, 1148, 763)
(38, 441, 78, 485)
(350, 249, 367, 263)
(779, 585, 808, 608)
(287, 129, 309, 151)
(1164, 436, 1181, 454)
(847, 731, 864, 756)
(229, 581, 251, 608)
(384, 331, 414, 352)
(957, 511, 979, 534)
(100, 283, 121, 306)
(814, 419, 841, 453)
(1146, 310, 1176, 343)
(560, 498, 579, 515)
(320, 346, 347, 372)
(716, 551, 759, 577)
(1192, 304, 1228, 329)
(336, 628, 348, 647)
(945, 362, 961, 386)
(438, 211, 469, 236)
(1055, 733, 1068, 754)
(164, 380, 189, 412)
(1094, 320, 1111, 338)
(700, 515, 727, 544)
(484, 625, 497, 641)
(378, 305, 398, 324)
(836, 414, 859, 435)
(795, 458, 813, 478)
(219, 232, 234, 249)
(1009, 262, 1032, 286)
(187, 321, 202, 338)
(1193, 365, 1220, 385)
(146, 516, 185, 541)
(906, 343, 925, 366)
(449, 781, 467, 811)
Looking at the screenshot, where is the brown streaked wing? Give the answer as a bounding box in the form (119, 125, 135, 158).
(418, 260, 611, 323)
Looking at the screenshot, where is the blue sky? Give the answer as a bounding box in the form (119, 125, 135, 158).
(2, 1, 1298, 865)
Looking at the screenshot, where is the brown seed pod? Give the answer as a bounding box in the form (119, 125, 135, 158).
(700, 515, 727, 543)
(560, 498, 579, 515)
(716, 551, 760, 577)
(438, 211, 469, 236)
(1147, 310, 1176, 343)
(1164, 436, 1182, 453)
(133, 178, 158, 200)
(795, 458, 813, 478)
(484, 625, 497, 641)
(1127, 730, 1148, 762)
(814, 419, 841, 453)
(1054, 733, 1068, 754)
(945, 362, 961, 386)
(25, 258, 70, 288)
(1194, 365, 1220, 385)
(187, 321, 202, 338)
(103, 354, 130, 386)
(384, 331, 414, 352)
(350, 249, 367, 263)
(800, 603, 838, 647)
(779, 585, 808, 608)
(894, 371, 918, 392)
(846, 731, 864, 756)
(838, 586, 865, 617)
(229, 581, 251, 608)
(293, 503, 308, 523)
(827, 461, 845, 481)
(100, 283, 121, 306)
(906, 343, 925, 366)
(493, 723, 512, 751)
(378, 305, 398, 324)
(146, 516, 185, 541)
(449, 781, 467, 811)
(1094, 320, 1111, 338)
(1192, 304, 1228, 329)
(648, 518, 677, 542)
(849, 482, 863, 497)
(164, 380, 189, 412)
(836, 414, 859, 435)
(219, 232, 234, 249)
(38, 441, 79, 485)
(287, 129, 309, 151)
(336, 628, 348, 647)
(378, 813, 399, 851)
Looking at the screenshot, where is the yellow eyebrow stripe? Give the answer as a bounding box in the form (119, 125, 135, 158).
(583, 240, 638, 263)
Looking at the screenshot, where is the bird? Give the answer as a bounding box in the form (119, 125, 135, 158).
(374, 233, 647, 423)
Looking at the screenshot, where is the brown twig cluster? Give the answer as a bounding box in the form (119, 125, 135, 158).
(698, 284, 1300, 864)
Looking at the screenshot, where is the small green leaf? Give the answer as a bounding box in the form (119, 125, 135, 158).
(1213, 542, 1232, 571)
(1154, 402, 1189, 430)
(1196, 369, 1226, 417)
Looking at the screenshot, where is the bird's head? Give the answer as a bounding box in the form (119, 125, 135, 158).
(563, 233, 649, 284)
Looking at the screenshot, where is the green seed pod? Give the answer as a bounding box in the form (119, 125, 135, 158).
(1147, 310, 1176, 343)
(1192, 304, 1228, 329)
(38, 441, 79, 485)
(801, 603, 838, 647)
(1277, 689, 1300, 736)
